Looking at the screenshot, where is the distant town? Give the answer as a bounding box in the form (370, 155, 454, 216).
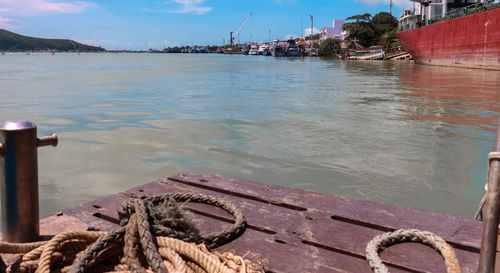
(141, 11, 409, 60)
(1, 9, 409, 60)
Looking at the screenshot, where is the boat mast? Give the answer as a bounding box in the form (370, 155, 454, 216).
(309, 14, 313, 48)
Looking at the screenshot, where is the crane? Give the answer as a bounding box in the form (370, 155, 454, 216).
(230, 12, 252, 46)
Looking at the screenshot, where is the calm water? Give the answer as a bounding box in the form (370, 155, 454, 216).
(0, 53, 499, 218)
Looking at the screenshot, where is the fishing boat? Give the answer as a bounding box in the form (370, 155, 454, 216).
(257, 44, 270, 55)
(248, 44, 259, 55)
(398, 0, 500, 70)
(222, 48, 241, 54)
(270, 40, 286, 57)
(347, 48, 385, 60)
(285, 39, 302, 57)
(306, 48, 318, 56)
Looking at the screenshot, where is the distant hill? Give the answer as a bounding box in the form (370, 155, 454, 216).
(0, 29, 105, 52)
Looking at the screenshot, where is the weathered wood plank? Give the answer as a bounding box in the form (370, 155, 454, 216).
(168, 174, 483, 251)
(60, 193, 123, 232)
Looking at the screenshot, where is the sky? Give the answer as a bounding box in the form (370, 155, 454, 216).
(0, 0, 415, 50)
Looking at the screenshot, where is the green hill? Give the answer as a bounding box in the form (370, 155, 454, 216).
(0, 29, 105, 52)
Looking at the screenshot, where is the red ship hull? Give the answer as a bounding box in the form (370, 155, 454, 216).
(398, 7, 500, 70)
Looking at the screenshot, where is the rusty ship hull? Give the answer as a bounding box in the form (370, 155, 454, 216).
(398, 6, 500, 70)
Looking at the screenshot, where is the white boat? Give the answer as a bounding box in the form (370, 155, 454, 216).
(248, 44, 259, 55)
(258, 44, 270, 55)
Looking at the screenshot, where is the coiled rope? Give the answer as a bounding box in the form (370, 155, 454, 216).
(366, 151, 500, 272)
(366, 229, 461, 273)
(0, 192, 263, 273)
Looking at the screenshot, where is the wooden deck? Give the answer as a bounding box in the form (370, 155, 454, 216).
(36, 173, 493, 273)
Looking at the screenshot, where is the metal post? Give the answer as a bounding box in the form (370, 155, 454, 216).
(442, 0, 447, 17)
(427, 4, 431, 25)
(310, 15, 313, 49)
(477, 117, 500, 273)
(0, 120, 57, 242)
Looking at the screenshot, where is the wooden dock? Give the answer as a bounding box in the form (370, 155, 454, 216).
(35, 173, 492, 273)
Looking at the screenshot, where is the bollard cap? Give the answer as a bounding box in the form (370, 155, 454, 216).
(0, 120, 36, 131)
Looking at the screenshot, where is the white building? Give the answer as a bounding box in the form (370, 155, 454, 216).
(320, 19, 347, 41)
(411, 0, 483, 19)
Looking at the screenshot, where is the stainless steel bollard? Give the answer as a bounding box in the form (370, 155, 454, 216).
(0, 120, 57, 242)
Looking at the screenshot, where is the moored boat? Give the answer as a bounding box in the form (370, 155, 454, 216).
(305, 48, 318, 56)
(222, 48, 241, 54)
(248, 44, 259, 55)
(270, 40, 286, 57)
(285, 39, 302, 57)
(347, 48, 385, 60)
(258, 44, 270, 55)
(398, 0, 500, 70)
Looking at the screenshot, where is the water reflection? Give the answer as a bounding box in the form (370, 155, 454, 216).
(398, 64, 500, 132)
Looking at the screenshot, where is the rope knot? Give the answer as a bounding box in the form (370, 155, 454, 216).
(71, 192, 247, 273)
(118, 197, 201, 243)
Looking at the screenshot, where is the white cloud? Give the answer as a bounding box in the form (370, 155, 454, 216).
(355, 0, 413, 9)
(304, 27, 320, 35)
(167, 0, 212, 15)
(0, 15, 19, 28)
(0, 0, 98, 17)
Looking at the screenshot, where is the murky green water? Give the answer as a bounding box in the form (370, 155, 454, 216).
(0, 53, 498, 217)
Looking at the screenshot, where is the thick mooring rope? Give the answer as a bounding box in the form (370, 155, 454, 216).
(71, 192, 247, 273)
(366, 229, 461, 273)
(0, 192, 262, 273)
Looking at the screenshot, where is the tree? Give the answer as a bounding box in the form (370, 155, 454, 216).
(346, 13, 372, 22)
(342, 13, 376, 47)
(370, 12, 398, 45)
(318, 38, 341, 56)
(379, 29, 399, 50)
(342, 12, 398, 48)
(305, 33, 320, 41)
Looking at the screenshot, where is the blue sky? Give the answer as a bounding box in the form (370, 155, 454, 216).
(0, 0, 414, 50)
